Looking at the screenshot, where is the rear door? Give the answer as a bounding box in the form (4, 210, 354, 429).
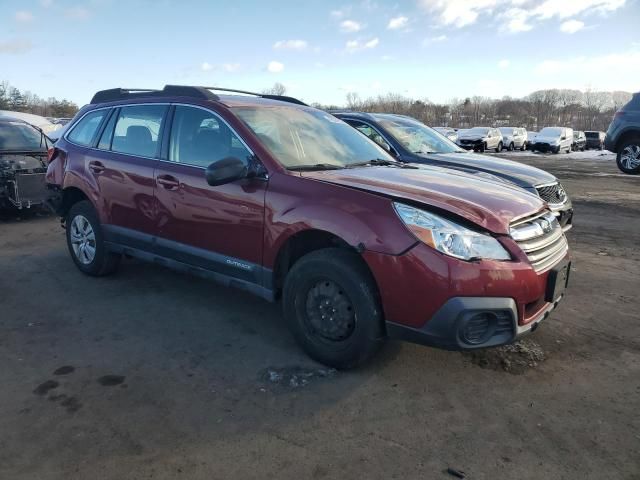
(153, 105, 266, 283)
(91, 104, 168, 246)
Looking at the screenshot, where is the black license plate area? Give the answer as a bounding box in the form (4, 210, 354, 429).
(545, 261, 571, 302)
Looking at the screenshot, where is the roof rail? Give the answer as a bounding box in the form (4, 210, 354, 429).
(90, 85, 308, 106)
(202, 87, 308, 106)
(90, 86, 219, 104)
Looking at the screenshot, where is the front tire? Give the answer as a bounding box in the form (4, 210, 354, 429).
(616, 138, 640, 174)
(282, 248, 384, 369)
(508, 142, 515, 151)
(66, 200, 120, 276)
(496, 142, 503, 152)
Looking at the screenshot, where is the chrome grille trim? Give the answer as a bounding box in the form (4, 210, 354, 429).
(535, 182, 567, 206)
(510, 210, 568, 273)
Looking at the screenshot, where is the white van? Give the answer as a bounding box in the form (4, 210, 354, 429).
(532, 127, 574, 154)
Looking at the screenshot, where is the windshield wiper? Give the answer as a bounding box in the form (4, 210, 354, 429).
(287, 163, 345, 171)
(413, 150, 439, 154)
(347, 158, 416, 168)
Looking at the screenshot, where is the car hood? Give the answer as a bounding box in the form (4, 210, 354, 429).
(534, 135, 560, 144)
(419, 151, 557, 188)
(457, 133, 486, 140)
(301, 165, 545, 234)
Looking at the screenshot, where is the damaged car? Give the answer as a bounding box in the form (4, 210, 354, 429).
(0, 117, 52, 210)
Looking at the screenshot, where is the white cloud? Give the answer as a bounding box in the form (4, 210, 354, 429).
(330, 7, 350, 18)
(15, 11, 34, 22)
(40, 0, 53, 6)
(387, 16, 409, 30)
(201, 62, 213, 72)
(345, 37, 379, 52)
(222, 63, 240, 72)
(421, 0, 625, 31)
(422, 34, 447, 45)
(340, 20, 362, 33)
(273, 39, 308, 51)
(267, 61, 284, 73)
(498, 59, 510, 68)
(559, 19, 585, 33)
(65, 6, 91, 20)
(0, 39, 33, 54)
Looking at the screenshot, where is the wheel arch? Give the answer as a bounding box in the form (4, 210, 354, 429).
(615, 129, 640, 152)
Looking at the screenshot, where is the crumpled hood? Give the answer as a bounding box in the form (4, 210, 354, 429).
(301, 165, 545, 234)
(458, 132, 487, 140)
(0, 152, 47, 172)
(419, 151, 557, 188)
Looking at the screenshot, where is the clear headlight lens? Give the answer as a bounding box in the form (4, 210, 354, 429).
(393, 203, 511, 261)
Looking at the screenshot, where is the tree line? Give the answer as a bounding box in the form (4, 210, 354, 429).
(326, 88, 632, 132)
(0, 81, 79, 119)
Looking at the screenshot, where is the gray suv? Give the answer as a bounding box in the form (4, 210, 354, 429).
(605, 92, 640, 174)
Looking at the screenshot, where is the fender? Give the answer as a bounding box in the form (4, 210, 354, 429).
(262, 172, 416, 269)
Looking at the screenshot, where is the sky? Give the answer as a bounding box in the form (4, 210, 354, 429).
(1, 0, 639, 107)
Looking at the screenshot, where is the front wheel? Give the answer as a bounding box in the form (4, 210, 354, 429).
(496, 142, 503, 152)
(616, 139, 640, 174)
(282, 248, 384, 369)
(508, 142, 515, 151)
(520, 142, 526, 151)
(66, 200, 120, 276)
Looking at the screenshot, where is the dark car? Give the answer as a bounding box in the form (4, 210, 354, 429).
(585, 131, 605, 150)
(46, 85, 571, 368)
(0, 117, 52, 210)
(604, 92, 640, 174)
(572, 131, 586, 151)
(333, 112, 573, 231)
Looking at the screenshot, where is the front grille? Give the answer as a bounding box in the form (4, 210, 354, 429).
(536, 182, 567, 205)
(511, 211, 569, 273)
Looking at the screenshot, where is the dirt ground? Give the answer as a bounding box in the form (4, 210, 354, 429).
(1, 151, 638, 480)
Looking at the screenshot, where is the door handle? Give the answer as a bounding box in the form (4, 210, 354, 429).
(157, 174, 180, 190)
(88, 161, 105, 174)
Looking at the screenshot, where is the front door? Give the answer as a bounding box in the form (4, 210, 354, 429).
(154, 105, 266, 285)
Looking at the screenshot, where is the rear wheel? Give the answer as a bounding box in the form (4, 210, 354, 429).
(616, 139, 640, 174)
(282, 248, 384, 369)
(66, 200, 120, 276)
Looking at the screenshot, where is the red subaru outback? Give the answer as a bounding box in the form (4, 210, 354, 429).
(46, 86, 570, 369)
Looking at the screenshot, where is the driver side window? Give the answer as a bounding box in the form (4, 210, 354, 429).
(169, 106, 251, 168)
(345, 120, 392, 152)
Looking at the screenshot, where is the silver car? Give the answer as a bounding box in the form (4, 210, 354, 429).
(499, 127, 528, 151)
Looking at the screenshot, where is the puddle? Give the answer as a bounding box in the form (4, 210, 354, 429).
(97, 375, 126, 386)
(260, 366, 336, 389)
(466, 339, 546, 375)
(53, 366, 75, 376)
(33, 380, 59, 396)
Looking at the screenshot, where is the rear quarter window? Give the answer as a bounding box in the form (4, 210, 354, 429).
(67, 110, 107, 146)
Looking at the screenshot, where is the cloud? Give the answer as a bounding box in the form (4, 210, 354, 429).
(421, 0, 625, 30)
(387, 16, 408, 30)
(65, 6, 91, 20)
(273, 39, 308, 51)
(330, 6, 350, 18)
(201, 62, 213, 72)
(345, 37, 379, 52)
(498, 59, 510, 68)
(222, 63, 240, 72)
(0, 39, 33, 54)
(40, 0, 53, 6)
(422, 34, 447, 45)
(267, 61, 284, 73)
(559, 19, 585, 33)
(15, 11, 34, 22)
(340, 20, 362, 33)
(418, 0, 497, 27)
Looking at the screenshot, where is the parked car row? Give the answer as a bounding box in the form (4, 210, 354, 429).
(42, 85, 573, 368)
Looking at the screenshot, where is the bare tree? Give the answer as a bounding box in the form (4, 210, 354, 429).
(262, 82, 287, 96)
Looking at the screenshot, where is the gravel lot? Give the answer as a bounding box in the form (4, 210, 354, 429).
(1, 151, 639, 480)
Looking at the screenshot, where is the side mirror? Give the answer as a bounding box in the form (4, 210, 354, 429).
(205, 157, 248, 186)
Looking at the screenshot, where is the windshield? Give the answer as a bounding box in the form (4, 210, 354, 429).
(467, 127, 490, 135)
(0, 121, 48, 151)
(585, 131, 599, 138)
(373, 115, 461, 154)
(233, 106, 394, 169)
(499, 128, 514, 135)
(539, 127, 563, 137)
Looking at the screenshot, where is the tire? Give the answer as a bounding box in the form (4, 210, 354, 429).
(520, 142, 526, 151)
(478, 143, 486, 153)
(66, 200, 120, 276)
(508, 142, 515, 151)
(616, 138, 640, 174)
(282, 248, 384, 369)
(496, 142, 503, 153)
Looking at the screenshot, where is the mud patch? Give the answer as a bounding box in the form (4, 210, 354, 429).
(465, 339, 546, 375)
(97, 375, 125, 386)
(260, 366, 336, 389)
(33, 380, 59, 396)
(53, 366, 75, 376)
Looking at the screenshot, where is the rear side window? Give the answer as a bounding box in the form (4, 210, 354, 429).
(97, 109, 117, 150)
(168, 106, 251, 168)
(111, 105, 167, 158)
(67, 110, 107, 146)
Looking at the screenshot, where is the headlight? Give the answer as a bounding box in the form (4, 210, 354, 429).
(393, 203, 511, 261)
